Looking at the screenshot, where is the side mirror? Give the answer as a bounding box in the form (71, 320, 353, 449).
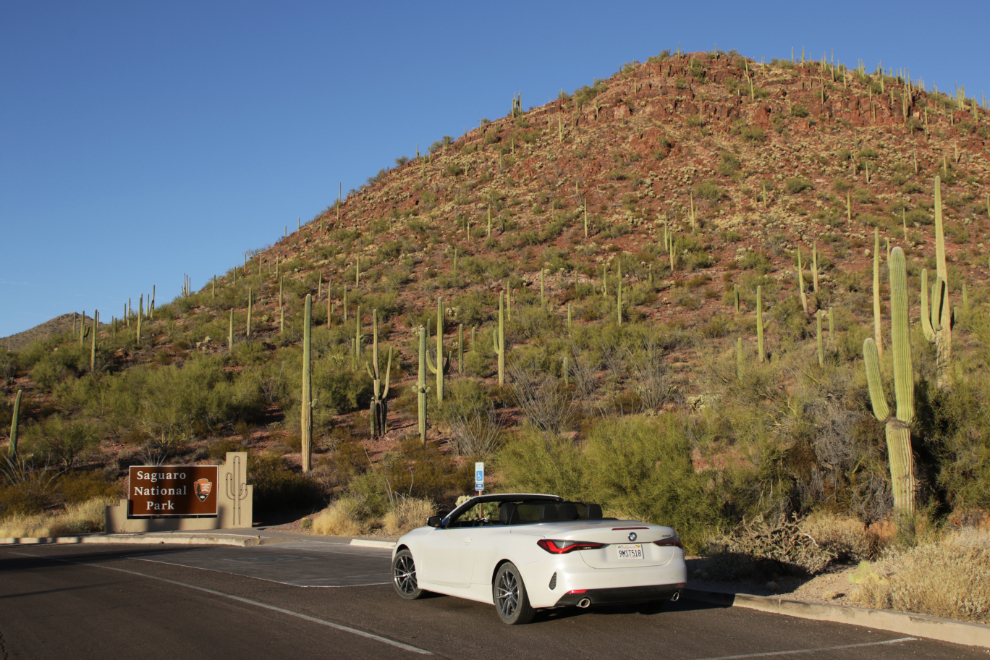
(427, 516, 442, 528)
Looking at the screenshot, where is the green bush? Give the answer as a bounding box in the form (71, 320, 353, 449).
(499, 416, 724, 552)
(248, 451, 324, 513)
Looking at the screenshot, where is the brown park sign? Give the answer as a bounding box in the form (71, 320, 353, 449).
(128, 465, 219, 517)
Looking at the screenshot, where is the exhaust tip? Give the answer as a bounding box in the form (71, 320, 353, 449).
(577, 598, 591, 608)
(670, 592, 680, 602)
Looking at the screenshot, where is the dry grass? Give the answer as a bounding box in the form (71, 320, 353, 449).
(800, 512, 889, 562)
(0, 497, 115, 538)
(381, 498, 435, 536)
(854, 527, 990, 624)
(312, 496, 435, 538)
(312, 496, 367, 537)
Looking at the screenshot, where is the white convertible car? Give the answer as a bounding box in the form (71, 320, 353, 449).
(391, 493, 687, 624)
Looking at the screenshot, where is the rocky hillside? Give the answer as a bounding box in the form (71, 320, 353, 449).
(4, 50, 990, 530)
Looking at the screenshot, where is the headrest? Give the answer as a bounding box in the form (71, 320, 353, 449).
(584, 503, 603, 520)
(557, 502, 579, 521)
(538, 503, 558, 522)
(499, 502, 520, 525)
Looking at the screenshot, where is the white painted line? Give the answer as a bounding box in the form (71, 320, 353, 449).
(8, 551, 429, 655)
(695, 636, 916, 659)
(350, 539, 396, 549)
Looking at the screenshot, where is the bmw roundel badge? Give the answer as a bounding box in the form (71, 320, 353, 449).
(628, 532, 637, 542)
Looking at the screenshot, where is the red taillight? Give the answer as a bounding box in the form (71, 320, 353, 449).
(653, 537, 684, 550)
(537, 539, 606, 554)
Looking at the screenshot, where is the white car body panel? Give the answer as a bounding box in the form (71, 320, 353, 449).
(393, 494, 688, 611)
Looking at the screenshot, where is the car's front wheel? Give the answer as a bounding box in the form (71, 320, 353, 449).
(493, 562, 536, 625)
(392, 549, 424, 599)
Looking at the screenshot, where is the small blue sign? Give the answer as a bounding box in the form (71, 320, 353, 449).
(475, 462, 484, 492)
(475, 482, 484, 491)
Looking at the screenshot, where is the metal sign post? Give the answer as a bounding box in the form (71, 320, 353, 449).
(475, 462, 484, 521)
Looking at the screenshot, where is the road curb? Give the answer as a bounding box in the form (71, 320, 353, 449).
(349, 539, 396, 550)
(685, 588, 990, 649)
(0, 533, 261, 547)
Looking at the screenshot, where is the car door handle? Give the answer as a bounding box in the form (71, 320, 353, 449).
(463, 538, 472, 544)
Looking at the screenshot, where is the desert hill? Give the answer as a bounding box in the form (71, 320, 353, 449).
(3, 49, 990, 548)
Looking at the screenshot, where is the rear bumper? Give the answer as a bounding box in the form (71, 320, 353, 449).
(553, 583, 684, 607)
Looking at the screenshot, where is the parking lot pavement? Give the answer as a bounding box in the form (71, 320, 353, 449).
(130, 540, 394, 586)
(2, 543, 986, 660)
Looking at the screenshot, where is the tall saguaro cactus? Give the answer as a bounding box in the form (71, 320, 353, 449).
(414, 326, 430, 444)
(616, 262, 623, 324)
(932, 176, 952, 387)
(90, 311, 98, 372)
(863, 247, 916, 515)
(301, 294, 313, 472)
(8, 390, 22, 458)
(872, 229, 883, 357)
(493, 292, 506, 386)
(366, 310, 392, 439)
(426, 298, 451, 403)
(247, 289, 253, 337)
(756, 285, 765, 362)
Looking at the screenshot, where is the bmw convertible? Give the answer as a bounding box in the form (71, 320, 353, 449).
(391, 493, 687, 624)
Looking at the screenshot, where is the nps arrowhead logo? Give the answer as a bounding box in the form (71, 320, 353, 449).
(194, 478, 213, 502)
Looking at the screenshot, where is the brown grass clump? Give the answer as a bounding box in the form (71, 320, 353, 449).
(854, 527, 990, 624)
(312, 496, 367, 537)
(800, 512, 888, 562)
(0, 497, 115, 538)
(381, 498, 435, 536)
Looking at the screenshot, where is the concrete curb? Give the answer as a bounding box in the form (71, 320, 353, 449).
(0, 534, 261, 547)
(349, 539, 396, 550)
(685, 588, 990, 649)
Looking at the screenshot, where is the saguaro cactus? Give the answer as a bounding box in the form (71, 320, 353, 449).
(932, 176, 952, 387)
(493, 292, 506, 386)
(414, 326, 430, 444)
(458, 324, 464, 375)
(872, 229, 883, 357)
(426, 298, 451, 403)
(616, 262, 623, 324)
(863, 247, 916, 515)
(228, 310, 234, 350)
(366, 310, 392, 439)
(90, 311, 98, 372)
(8, 390, 22, 458)
(756, 285, 765, 362)
(301, 294, 312, 473)
(247, 289, 253, 337)
(797, 247, 808, 315)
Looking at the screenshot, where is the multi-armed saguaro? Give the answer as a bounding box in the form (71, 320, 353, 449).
(366, 309, 392, 439)
(921, 176, 952, 389)
(863, 247, 916, 515)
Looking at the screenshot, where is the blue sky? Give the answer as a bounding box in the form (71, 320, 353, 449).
(2, 0, 988, 338)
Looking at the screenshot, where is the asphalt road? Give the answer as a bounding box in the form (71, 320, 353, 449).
(0, 543, 984, 659)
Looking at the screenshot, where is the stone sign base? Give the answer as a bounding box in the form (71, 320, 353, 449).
(106, 452, 253, 533)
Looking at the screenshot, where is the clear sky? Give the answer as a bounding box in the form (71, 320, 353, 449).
(2, 0, 988, 338)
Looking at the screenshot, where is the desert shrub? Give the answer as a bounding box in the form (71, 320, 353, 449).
(208, 438, 245, 461)
(312, 495, 368, 537)
(438, 379, 504, 457)
(800, 512, 886, 563)
(704, 514, 837, 578)
(22, 417, 98, 469)
(509, 361, 575, 435)
(382, 498, 435, 536)
(717, 152, 741, 176)
(784, 177, 813, 194)
(694, 179, 724, 203)
(55, 471, 121, 505)
(499, 415, 723, 552)
(248, 451, 324, 513)
(854, 527, 990, 623)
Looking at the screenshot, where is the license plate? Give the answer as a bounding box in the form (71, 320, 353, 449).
(616, 544, 644, 560)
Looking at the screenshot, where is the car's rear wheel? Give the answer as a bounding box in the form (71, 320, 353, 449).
(392, 549, 424, 599)
(493, 562, 536, 625)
